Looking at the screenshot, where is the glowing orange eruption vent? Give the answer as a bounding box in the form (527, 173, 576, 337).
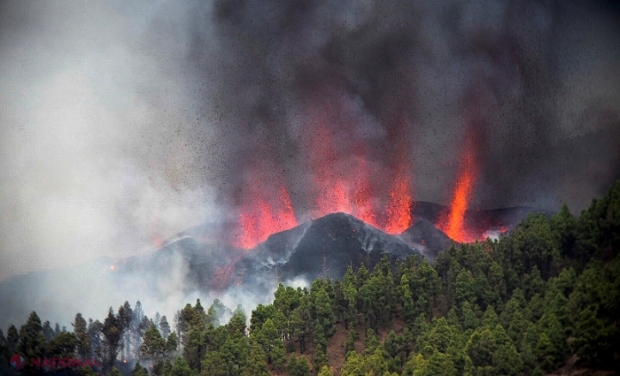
(233, 106, 413, 249)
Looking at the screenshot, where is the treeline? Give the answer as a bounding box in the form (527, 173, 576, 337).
(1, 181, 619, 376)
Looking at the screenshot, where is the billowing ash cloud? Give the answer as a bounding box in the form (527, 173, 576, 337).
(0, 0, 619, 329)
(194, 0, 620, 215)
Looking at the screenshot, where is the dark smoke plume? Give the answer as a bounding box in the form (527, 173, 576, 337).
(189, 0, 620, 215)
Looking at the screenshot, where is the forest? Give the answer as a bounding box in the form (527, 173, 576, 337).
(1, 181, 619, 376)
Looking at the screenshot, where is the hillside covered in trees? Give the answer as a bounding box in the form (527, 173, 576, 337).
(1, 181, 619, 376)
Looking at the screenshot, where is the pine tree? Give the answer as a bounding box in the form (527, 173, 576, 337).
(312, 286, 334, 336)
(250, 304, 276, 333)
(241, 343, 270, 376)
(54, 323, 62, 335)
(287, 355, 310, 376)
(341, 351, 365, 376)
(17, 311, 46, 376)
(132, 361, 149, 376)
(535, 333, 556, 372)
(345, 329, 357, 356)
(550, 203, 577, 259)
(42, 321, 55, 343)
(341, 276, 358, 329)
(131, 301, 145, 359)
(140, 323, 165, 361)
(465, 327, 496, 371)
(481, 306, 499, 328)
(487, 262, 507, 302)
(0, 329, 6, 352)
(401, 274, 416, 326)
(166, 331, 178, 357)
(194, 299, 207, 327)
(208, 299, 228, 327)
(73, 313, 91, 358)
(226, 306, 247, 336)
(455, 270, 475, 306)
(255, 318, 286, 367)
(492, 342, 522, 376)
(201, 351, 228, 376)
(460, 301, 478, 331)
(6, 324, 19, 353)
(366, 347, 389, 376)
(418, 350, 457, 376)
(183, 327, 204, 371)
(506, 310, 528, 347)
(87, 319, 103, 359)
(312, 322, 329, 372)
(118, 301, 133, 360)
(178, 303, 198, 346)
(164, 358, 174, 375)
(46, 331, 77, 358)
(101, 307, 123, 373)
(170, 356, 194, 376)
(159, 315, 171, 339)
(428, 317, 456, 353)
(219, 331, 250, 375)
(363, 328, 380, 355)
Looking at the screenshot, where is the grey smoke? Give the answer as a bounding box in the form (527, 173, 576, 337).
(196, 0, 620, 213)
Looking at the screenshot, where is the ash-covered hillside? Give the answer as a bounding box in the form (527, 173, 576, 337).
(236, 212, 421, 286)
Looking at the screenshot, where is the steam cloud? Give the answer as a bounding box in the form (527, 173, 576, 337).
(1, 0, 619, 329)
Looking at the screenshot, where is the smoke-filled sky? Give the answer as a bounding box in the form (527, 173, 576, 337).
(1, 0, 619, 284)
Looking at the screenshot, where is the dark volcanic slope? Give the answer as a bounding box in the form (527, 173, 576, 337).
(109, 205, 548, 292)
(400, 219, 453, 260)
(238, 212, 422, 285)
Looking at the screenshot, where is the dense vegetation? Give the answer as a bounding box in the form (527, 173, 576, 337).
(1, 181, 619, 376)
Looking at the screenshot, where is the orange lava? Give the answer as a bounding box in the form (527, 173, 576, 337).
(384, 172, 412, 234)
(234, 92, 415, 249)
(438, 130, 478, 243)
(442, 170, 475, 242)
(310, 125, 358, 217)
(234, 176, 298, 249)
(305, 116, 412, 233)
(354, 161, 379, 228)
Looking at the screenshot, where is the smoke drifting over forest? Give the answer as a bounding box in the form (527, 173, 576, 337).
(0, 0, 619, 328)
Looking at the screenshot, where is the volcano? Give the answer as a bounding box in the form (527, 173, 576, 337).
(235, 212, 421, 285)
(138, 203, 545, 292)
(0, 202, 548, 330)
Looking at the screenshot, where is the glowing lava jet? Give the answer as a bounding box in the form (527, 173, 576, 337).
(233, 169, 298, 249)
(438, 126, 479, 243)
(384, 169, 413, 234)
(233, 90, 415, 249)
(302, 105, 413, 234)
